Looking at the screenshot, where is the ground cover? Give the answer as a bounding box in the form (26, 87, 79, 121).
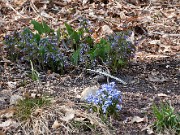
(0, 0, 179, 134)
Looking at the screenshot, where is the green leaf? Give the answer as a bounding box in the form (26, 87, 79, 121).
(42, 21, 53, 34)
(91, 39, 110, 61)
(38, 46, 45, 57)
(31, 20, 53, 35)
(65, 23, 80, 43)
(71, 49, 80, 66)
(31, 20, 44, 35)
(65, 23, 74, 35)
(118, 59, 125, 66)
(34, 33, 41, 42)
(85, 36, 94, 46)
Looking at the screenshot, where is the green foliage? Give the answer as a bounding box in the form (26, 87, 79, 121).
(89, 39, 110, 62)
(31, 20, 54, 35)
(71, 48, 81, 66)
(65, 23, 81, 47)
(4, 26, 65, 73)
(4, 19, 136, 74)
(15, 96, 51, 121)
(106, 31, 135, 71)
(152, 101, 180, 134)
(30, 60, 40, 81)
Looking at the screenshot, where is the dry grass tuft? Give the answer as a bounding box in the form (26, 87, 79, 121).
(18, 102, 111, 135)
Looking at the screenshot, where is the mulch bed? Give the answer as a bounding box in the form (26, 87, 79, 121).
(0, 0, 179, 134)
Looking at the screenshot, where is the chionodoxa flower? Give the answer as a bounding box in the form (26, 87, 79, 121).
(85, 82, 122, 116)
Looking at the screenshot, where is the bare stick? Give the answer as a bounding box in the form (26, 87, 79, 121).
(86, 69, 127, 85)
(149, 32, 180, 37)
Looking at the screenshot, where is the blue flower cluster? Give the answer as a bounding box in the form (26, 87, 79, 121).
(106, 31, 136, 68)
(4, 28, 66, 73)
(109, 31, 135, 58)
(78, 43, 91, 64)
(85, 82, 122, 115)
(4, 21, 136, 74)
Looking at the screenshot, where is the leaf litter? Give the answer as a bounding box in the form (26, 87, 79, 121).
(0, 0, 180, 134)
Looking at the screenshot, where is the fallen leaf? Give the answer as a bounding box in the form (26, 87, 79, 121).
(83, 0, 88, 5)
(0, 119, 18, 128)
(101, 25, 113, 35)
(10, 95, 23, 105)
(0, 108, 16, 118)
(61, 111, 75, 122)
(52, 120, 61, 129)
(74, 117, 86, 122)
(40, 11, 53, 19)
(7, 81, 17, 89)
(157, 93, 168, 97)
(148, 40, 161, 45)
(0, 130, 5, 135)
(141, 125, 154, 134)
(130, 116, 145, 123)
(81, 86, 99, 100)
(60, 106, 75, 122)
(13, 0, 26, 6)
(33, 109, 43, 116)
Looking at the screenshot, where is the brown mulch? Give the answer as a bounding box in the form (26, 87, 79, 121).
(0, 0, 179, 134)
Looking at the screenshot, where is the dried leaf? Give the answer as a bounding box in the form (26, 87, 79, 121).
(33, 109, 43, 116)
(0, 119, 17, 128)
(74, 117, 86, 122)
(130, 116, 145, 123)
(148, 75, 167, 83)
(101, 25, 113, 35)
(0, 108, 16, 118)
(60, 106, 75, 122)
(83, 0, 88, 5)
(157, 93, 167, 97)
(7, 81, 17, 89)
(0, 120, 12, 128)
(148, 40, 161, 45)
(61, 111, 75, 122)
(0, 130, 5, 135)
(81, 86, 99, 100)
(10, 95, 22, 105)
(52, 120, 61, 129)
(141, 125, 154, 134)
(40, 11, 53, 19)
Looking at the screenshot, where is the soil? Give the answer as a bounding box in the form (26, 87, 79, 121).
(0, 0, 179, 134)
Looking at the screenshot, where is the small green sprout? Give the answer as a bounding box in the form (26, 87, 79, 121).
(15, 96, 51, 121)
(152, 101, 180, 134)
(30, 60, 40, 81)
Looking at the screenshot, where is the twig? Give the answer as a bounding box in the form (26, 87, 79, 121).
(86, 69, 127, 85)
(4, 0, 27, 18)
(149, 32, 180, 37)
(30, 1, 40, 15)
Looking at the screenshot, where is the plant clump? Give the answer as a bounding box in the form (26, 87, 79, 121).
(15, 96, 51, 121)
(106, 31, 135, 71)
(4, 19, 136, 74)
(85, 82, 122, 120)
(152, 101, 180, 134)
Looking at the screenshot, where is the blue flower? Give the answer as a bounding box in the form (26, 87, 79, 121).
(116, 104, 121, 110)
(85, 82, 122, 115)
